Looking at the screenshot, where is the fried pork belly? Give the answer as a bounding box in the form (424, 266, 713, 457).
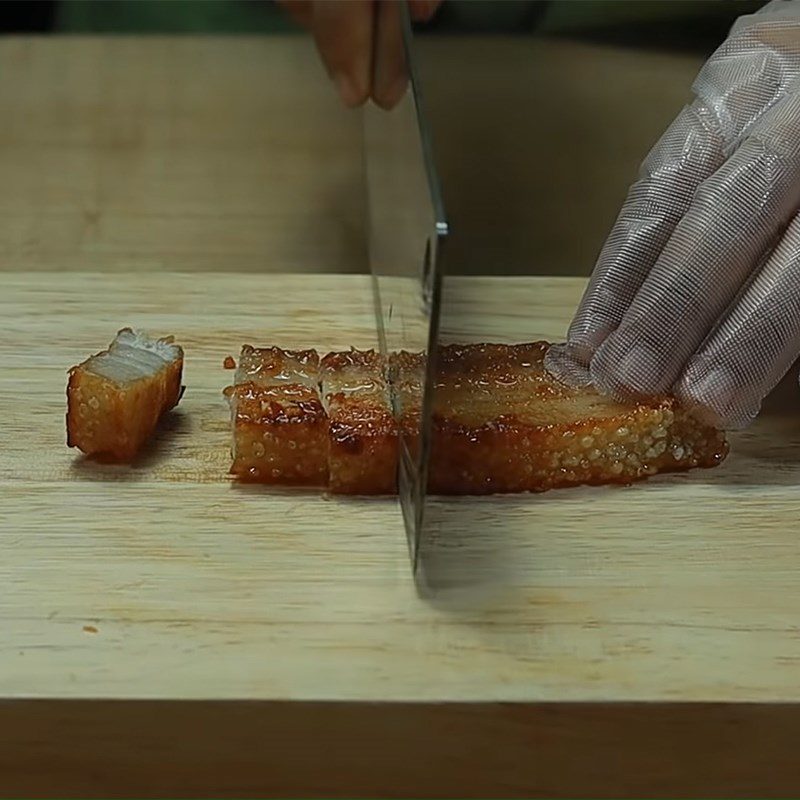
(390, 350, 426, 418)
(427, 343, 728, 494)
(225, 343, 727, 494)
(66, 328, 183, 462)
(235, 345, 319, 388)
(321, 349, 397, 494)
(226, 346, 327, 485)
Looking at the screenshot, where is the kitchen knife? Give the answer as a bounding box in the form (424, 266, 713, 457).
(363, 0, 448, 584)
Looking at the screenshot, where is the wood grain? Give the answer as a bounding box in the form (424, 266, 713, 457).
(3, 34, 793, 797)
(3, 271, 800, 796)
(0, 36, 705, 278)
(0, 38, 365, 274)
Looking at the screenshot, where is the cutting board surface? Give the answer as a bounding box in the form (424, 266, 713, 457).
(3, 272, 800, 703)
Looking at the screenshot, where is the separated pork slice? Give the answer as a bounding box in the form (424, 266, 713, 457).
(66, 328, 184, 462)
(226, 345, 328, 485)
(321, 349, 398, 494)
(426, 342, 728, 494)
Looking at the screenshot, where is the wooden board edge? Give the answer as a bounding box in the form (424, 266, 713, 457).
(1, 699, 800, 797)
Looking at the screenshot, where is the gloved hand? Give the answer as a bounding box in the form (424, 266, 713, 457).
(278, 0, 442, 109)
(545, 0, 800, 430)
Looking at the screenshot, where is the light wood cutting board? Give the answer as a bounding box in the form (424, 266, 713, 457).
(2, 271, 800, 797)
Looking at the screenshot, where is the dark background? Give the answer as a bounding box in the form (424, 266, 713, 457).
(1, 0, 763, 53)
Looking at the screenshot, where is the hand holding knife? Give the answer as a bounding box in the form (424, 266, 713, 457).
(277, 0, 442, 109)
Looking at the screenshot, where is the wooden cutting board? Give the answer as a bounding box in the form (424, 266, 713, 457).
(2, 271, 800, 796)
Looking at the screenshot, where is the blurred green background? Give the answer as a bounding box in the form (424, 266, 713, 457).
(4, 0, 765, 54)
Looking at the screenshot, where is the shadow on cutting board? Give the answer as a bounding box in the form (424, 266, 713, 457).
(416, 376, 800, 609)
(696, 367, 800, 488)
(416, 495, 545, 608)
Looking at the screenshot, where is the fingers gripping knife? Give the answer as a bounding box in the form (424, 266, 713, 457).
(363, 1, 448, 587)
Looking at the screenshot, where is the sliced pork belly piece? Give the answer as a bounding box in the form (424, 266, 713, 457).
(66, 328, 183, 462)
(226, 345, 327, 485)
(321, 349, 398, 495)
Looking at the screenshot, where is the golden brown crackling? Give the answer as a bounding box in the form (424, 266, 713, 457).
(329, 342, 727, 495)
(236, 345, 320, 388)
(427, 396, 728, 495)
(320, 348, 385, 372)
(227, 382, 328, 485)
(327, 400, 398, 494)
(321, 349, 397, 494)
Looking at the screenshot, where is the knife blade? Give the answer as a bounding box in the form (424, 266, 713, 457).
(363, 0, 448, 583)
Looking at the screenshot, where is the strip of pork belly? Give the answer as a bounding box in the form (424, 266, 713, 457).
(224, 341, 727, 495)
(426, 342, 728, 494)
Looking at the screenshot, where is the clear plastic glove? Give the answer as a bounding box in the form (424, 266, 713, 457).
(545, 0, 800, 430)
(278, 0, 442, 109)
